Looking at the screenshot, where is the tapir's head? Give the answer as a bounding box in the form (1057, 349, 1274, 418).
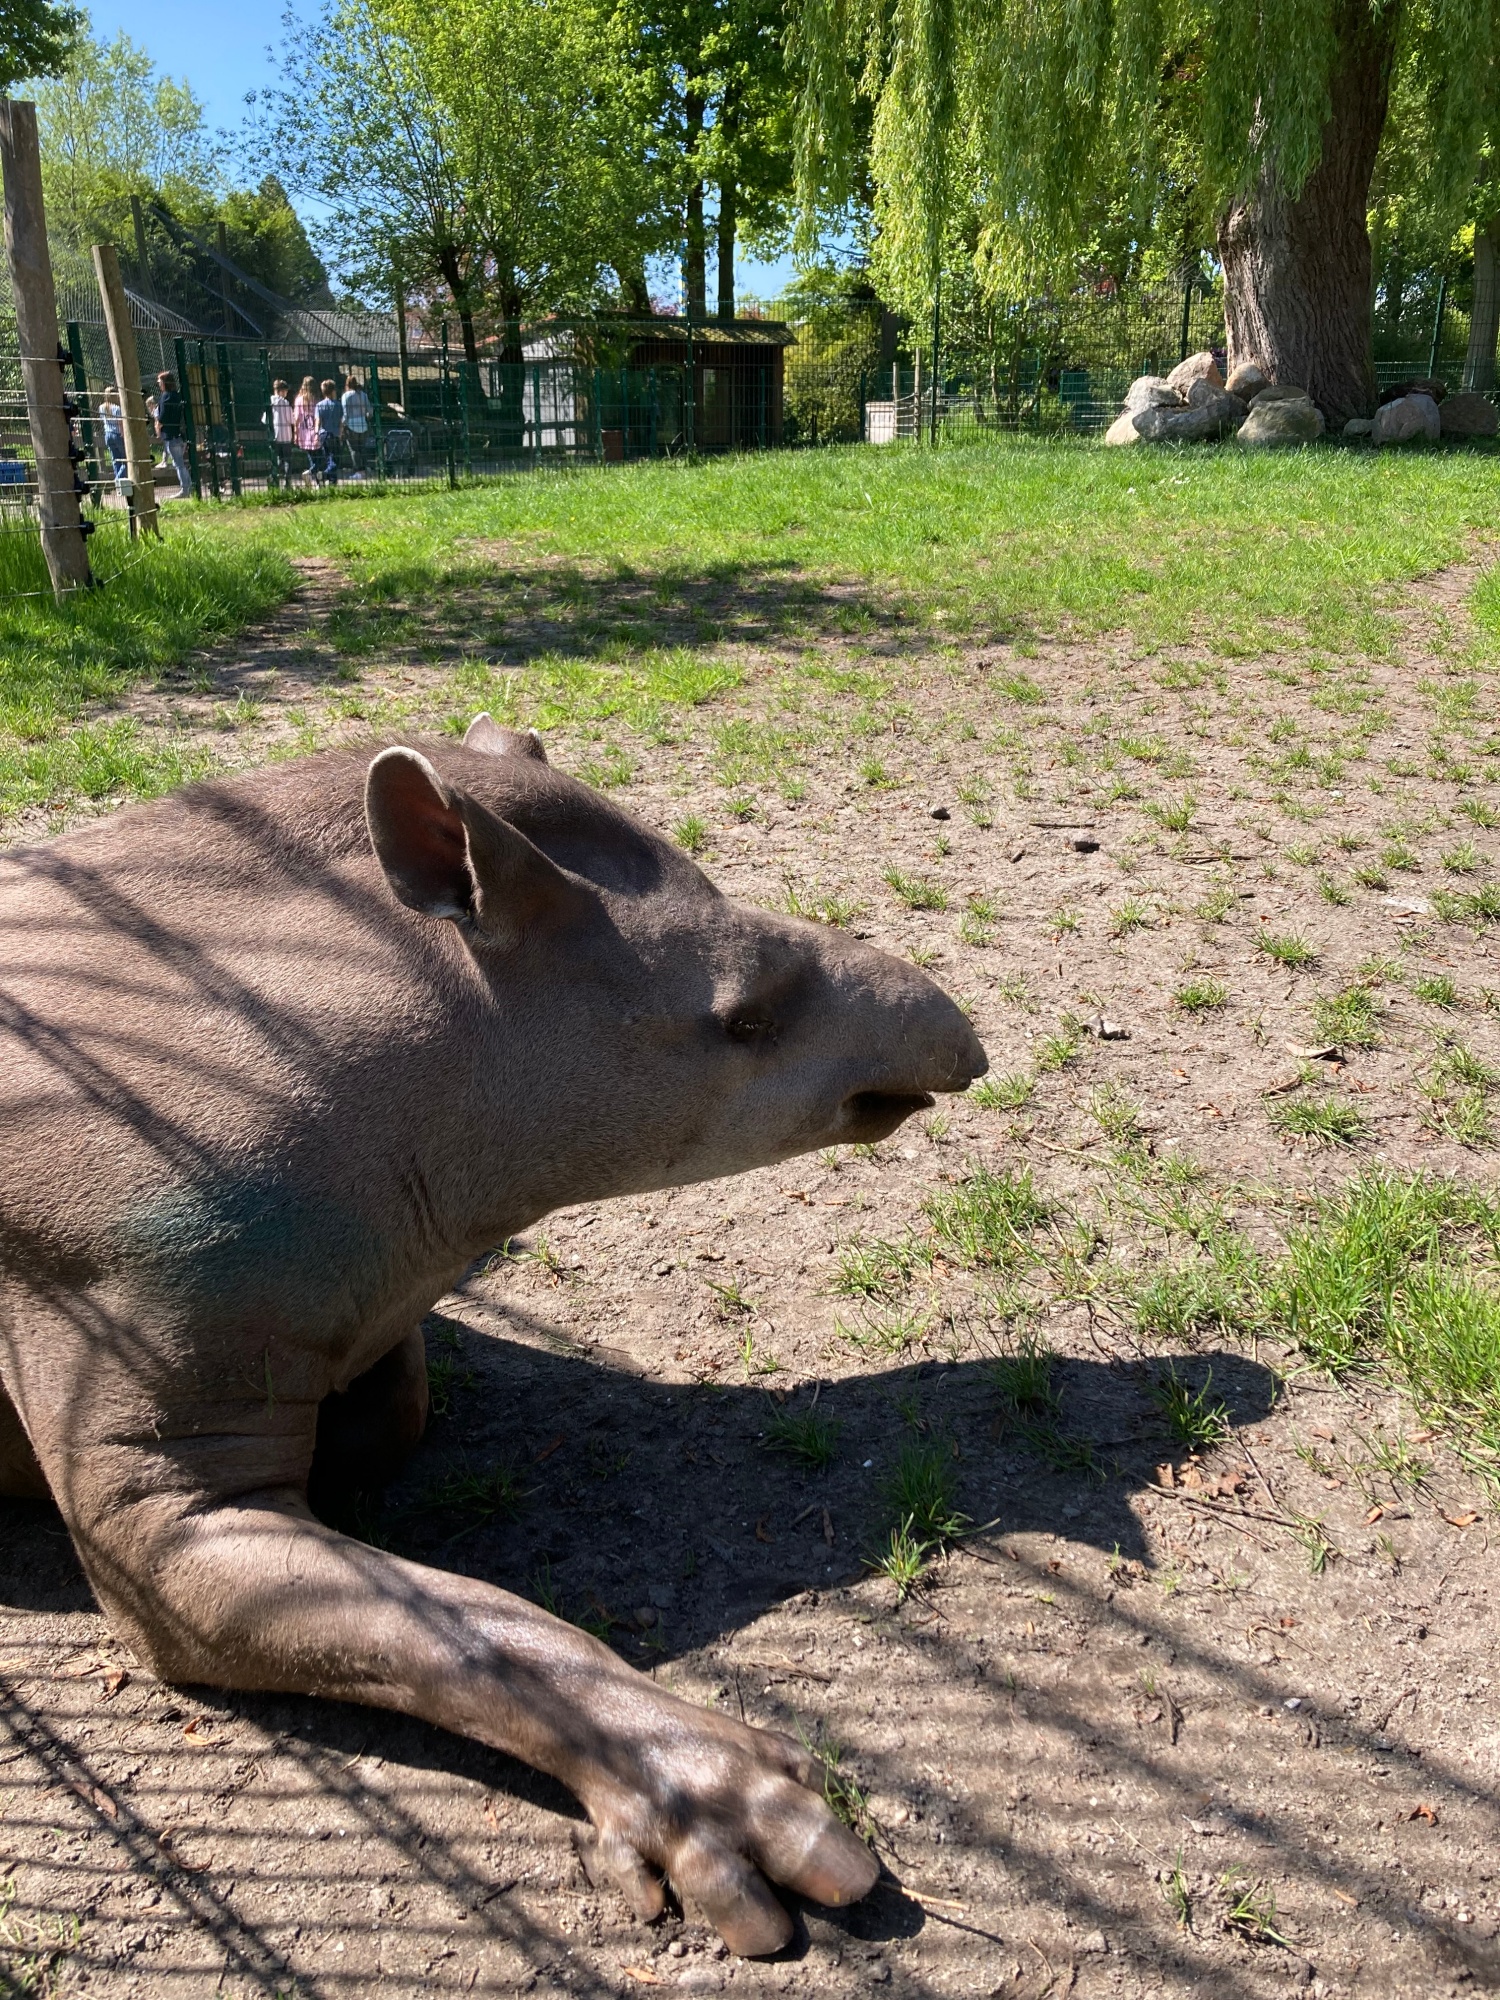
(364, 718, 987, 1206)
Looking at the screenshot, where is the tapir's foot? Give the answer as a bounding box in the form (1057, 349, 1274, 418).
(571, 1678, 879, 1954)
(308, 1326, 429, 1514)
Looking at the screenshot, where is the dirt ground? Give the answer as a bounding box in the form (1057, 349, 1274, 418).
(6, 542, 1500, 1999)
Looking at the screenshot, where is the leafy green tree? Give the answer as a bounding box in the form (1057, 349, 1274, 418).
(0, 0, 79, 92)
(253, 0, 670, 360)
(795, 0, 1500, 422)
(30, 22, 331, 315)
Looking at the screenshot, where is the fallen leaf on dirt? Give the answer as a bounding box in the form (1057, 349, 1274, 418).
(1366, 1506, 1385, 1525)
(622, 1968, 667, 1986)
(1407, 1803, 1439, 1825)
(822, 1507, 835, 1547)
(1332, 1888, 1360, 1907)
(1155, 1463, 1177, 1488)
(1278, 1616, 1297, 1629)
(1310, 1427, 1335, 1441)
(1409, 1429, 1438, 1444)
(754, 1518, 774, 1543)
(1287, 1043, 1340, 1061)
(1443, 1511, 1480, 1529)
(532, 1433, 566, 1462)
(100, 1670, 129, 1700)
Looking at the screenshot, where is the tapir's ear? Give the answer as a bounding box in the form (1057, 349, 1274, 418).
(464, 712, 548, 763)
(365, 746, 583, 942)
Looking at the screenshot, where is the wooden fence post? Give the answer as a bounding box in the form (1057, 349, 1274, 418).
(91, 241, 160, 540)
(0, 98, 92, 598)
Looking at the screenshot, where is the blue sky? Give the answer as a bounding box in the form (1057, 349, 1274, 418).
(82, 0, 798, 301)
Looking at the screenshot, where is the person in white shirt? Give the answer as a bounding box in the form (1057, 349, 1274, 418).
(266, 379, 295, 487)
(340, 375, 372, 477)
(98, 388, 127, 489)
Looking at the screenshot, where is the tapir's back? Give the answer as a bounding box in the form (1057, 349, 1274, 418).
(0, 754, 450, 1264)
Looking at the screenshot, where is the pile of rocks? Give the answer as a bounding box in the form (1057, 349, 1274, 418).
(1345, 379, 1498, 444)
(1105, 351, 1324, 448)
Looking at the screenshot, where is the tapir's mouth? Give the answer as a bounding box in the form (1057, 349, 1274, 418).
(839, 1089, 936, 1142)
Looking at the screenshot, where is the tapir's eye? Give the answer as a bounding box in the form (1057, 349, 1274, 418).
(725, 1013, 777, 1043)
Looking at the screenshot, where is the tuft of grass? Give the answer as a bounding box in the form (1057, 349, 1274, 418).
(673, 812, 708, 854)
(1146, 793, 1195, 833)
(1218, 1871, 1292, 1948)
(1412, 972, 1459, 1008)
(970, 1070, 1034, 1110)
(1152, 1363, 1232, 1450)
(1436, 883, 1500, 925)
(867, 1517, 933, 1599)
(1194, 883, 1236, 923)
(1174, 977, 1228, 1013)
(421, 1458, 527, 1526)
(764, 1404, 841, 1471)
(1035, 1025, 1083, 1070)
(1459, 797, 1500, 829)
(883, 866, 948, 912)
(924, 1164, 1050, 1268)
(1110, 896, 1155, 936)
(989, 1326, 1059, 1413)
(1268, 1095, 1367, 1146)
(833, 1234, 930, 1300)
(1318, 874, 1352, 906)
(1132, 1256, 1258, 1344)
(784, 877, 864, 928)
(881, 1438, 968, 1544)
(1311, 984, 1382, 1049)
(1442, 840, 1482, 874)
(1381, 839, 1422, 872)
(1090, 1082, 1146, 1147)
(1257, 931, 1319, 969)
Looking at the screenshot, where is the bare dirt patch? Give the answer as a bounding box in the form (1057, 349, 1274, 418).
(5, 551, 1500, 2000)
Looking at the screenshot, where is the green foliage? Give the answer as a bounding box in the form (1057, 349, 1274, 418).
(794, 0, 1497, 325)
(764, 1403, 841, 1470)
(1312, 984, 1382, 1049)
(1268, 1095, 1367, 1146)
(1152, 1363, 1231, 1451)
(251, 0, 669, 324)
(0, 0, 78, 92)
(923, 1163, 1049, 1267)
(881, 1438, 967, 1543)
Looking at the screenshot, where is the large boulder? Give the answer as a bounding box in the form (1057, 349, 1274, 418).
(1372, 393, 1441, 444)
(1439, 390, 1499, 439)
(1225, 361, 1270, 401)
(1134, 403, 1221, 443)
(1104, 410, 1144, 446)
(1122, 374, 1183, 417)
(1380, 376, 1447, 406)
(1343, 417, 1375, 438)
(1251, 382, 1313, 404)
(1237, 395, 1324, 446)
(1186, 379, 1248, 423)
(1166, 350, 1224, 395)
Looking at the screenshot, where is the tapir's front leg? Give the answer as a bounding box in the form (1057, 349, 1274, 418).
(46, 1444, 877, 1955)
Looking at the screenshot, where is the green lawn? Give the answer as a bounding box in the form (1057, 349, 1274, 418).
(2, 436, 1498, 824)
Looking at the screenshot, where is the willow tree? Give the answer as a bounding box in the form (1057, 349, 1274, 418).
(795, 0, 1500, 422)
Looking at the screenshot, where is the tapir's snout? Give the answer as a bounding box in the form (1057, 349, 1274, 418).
(825, 953, 989, 1145)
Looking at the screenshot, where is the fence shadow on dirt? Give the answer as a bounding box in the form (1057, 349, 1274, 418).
(5, 1320, 1499, 1997)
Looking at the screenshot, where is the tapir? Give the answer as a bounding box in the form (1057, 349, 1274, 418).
(0, 716, 987, 1954)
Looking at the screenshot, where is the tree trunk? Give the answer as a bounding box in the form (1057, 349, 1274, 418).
(436, 243, 482, 367)
(1464, 216, 1500, 393)
(1216, 0, 1399, 425)
(619, 262, 652, 316)
(684, 91, 706, 319)
(716, 178, 736, 320)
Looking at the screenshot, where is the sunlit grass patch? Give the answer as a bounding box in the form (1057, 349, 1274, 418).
(924, 1164, 1050, 1268)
